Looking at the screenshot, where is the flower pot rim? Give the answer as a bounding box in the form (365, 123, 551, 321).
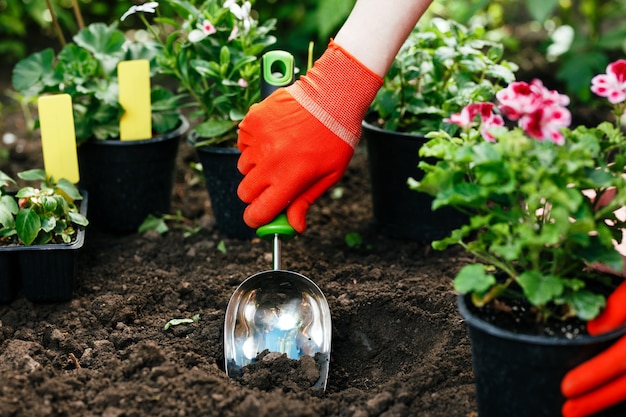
(457, 293, 626, 346)
(195, 144, 241, 155)
(81, 116, 189, 147)
(0, 189, 88, 252)
(187, 129, 241, 154)
(362, 112, 427, 140)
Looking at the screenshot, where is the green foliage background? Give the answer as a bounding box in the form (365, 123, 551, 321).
(2, 0, 626, 104)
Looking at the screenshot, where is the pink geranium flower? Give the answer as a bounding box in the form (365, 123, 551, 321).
(445, 102, 504, 142)
(519, 106, 571, 145)
(591, 59, 626, 104)
(497, 79, 571, 144)
(447, 78, 571, 145)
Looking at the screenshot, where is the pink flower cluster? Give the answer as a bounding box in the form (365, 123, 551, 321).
(445, 103, 504, 142)
(446, 80, 571, 145)
(591, 59, 626, 104)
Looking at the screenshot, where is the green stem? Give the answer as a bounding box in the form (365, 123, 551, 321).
(45, 0, 66, 47)
(70, 0, 84, 30)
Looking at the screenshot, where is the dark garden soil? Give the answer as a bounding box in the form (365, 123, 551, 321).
(1, 76, 624, 417)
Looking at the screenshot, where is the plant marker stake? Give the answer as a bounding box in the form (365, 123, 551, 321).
(118, 59, 152, 141)
(38, 94, 79, 184)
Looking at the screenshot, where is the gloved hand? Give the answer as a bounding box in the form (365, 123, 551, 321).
(237, 40, 382, 233)
(561, 280, 626, 417)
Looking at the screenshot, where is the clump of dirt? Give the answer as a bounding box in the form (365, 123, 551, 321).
(237, 350, 322, 392)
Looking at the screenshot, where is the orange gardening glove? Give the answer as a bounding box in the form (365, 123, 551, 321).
(561, 280, 626, 417)
(237, 40, 382, 233)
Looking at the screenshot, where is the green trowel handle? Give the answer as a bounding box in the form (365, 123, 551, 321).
(256, 51, 297, 241)
(260, 50, 295, 99)
(257, 213, 297, 241)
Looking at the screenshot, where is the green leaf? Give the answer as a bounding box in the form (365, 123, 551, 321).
(345, 232, 363, 249)
(55, 179, 83, 201)
(193, 120, 236, 139)
(17, 169, 47, 182)
(315, 0, 355, 39)
(11, 48, 59, 95)
(73, 23, 127, 75)
(517, 272, 564, 306)
(15, 187, 38, 199)
(163, 317, 193, 331)
(40, 215, 56, 233)
(41, 195, 58, 213)
(0, 203, 16, 229)
(0, 170, 16, 189)
(68, 212, 89, 227)
(0, 195, 18, 215)
(138, 214, 169, 235)
(453, 264, 496, 294)
(191, 59, 222, 79)
(526, 0, 559, 21)
(15, 206, 41, 245)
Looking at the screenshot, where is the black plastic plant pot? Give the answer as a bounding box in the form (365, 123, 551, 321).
(362, 114, 467, 241)
(77, 116, 189, 234)
(194, 144, 255, 240)
(0, 191, 88, 303)
(457, 294, 626, 417)
(0, 251, 19, 303)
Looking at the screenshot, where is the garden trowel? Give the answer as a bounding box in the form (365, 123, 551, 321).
(223, 50, 332, 390)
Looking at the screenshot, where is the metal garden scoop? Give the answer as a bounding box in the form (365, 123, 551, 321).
(223, 215, 332, 390)
(223, 51, 332, 390)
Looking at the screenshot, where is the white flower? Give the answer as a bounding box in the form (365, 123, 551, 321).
(226, 0, 253, 32)
(228, 26, 239, 41)
(237, 78, 248, 88)
(120, 1, 159, 21)
(188, 19, 217, 43)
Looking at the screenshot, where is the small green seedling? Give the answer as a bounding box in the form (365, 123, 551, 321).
(139, 211, 201, 237)
(163, 314, 200, 331)
(345, 232, 363, 249)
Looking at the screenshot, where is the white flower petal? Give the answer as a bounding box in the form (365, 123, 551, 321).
(120, 5, 138, 21)
(188, 29, 208, 43)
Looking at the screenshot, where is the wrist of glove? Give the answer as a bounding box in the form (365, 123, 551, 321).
(561, 280, 626, 417)
(237, 40, 382, 232)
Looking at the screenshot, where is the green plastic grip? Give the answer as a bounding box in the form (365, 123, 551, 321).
(256, 213, 297, 240)
(261, 50, 295, 98)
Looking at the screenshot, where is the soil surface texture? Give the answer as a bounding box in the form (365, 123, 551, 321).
(1, 85, 624, 417)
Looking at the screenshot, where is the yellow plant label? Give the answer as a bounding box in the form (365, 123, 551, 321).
(38, 94, 80, 184)
(118, 59, 152, 141)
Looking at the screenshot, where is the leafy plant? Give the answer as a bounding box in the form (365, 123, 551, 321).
(0, 169, 89, 246)
(11, 21, 182, 143)
(122, 0, 277, 146)
(411, 62, 626, 322)
(370, 17, 517, 135)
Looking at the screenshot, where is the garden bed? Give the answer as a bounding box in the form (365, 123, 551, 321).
(2, 89, 624, 417)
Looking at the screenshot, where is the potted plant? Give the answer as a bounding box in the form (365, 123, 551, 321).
(0, 169, 88, 303)
(362, 17, 517, 241)
(11, 8, 189, 234)
(123, 0, 277, 238)
(411, 63, 626, 416)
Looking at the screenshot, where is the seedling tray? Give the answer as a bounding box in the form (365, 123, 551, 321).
(0, 191, 88, 303)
